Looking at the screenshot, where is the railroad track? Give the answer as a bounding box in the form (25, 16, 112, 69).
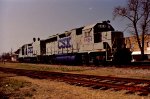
(0, 67, 150, 96)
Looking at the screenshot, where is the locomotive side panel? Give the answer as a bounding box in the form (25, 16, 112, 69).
(18, 43, 36, 62)
(32, 38, 41, 56)
(57, 27, 83, 54)
(80, 23, 113, 53)
(19, 44, 33, 58)
(80, 25, 94, 52)
(27, 44, 33, 57)
(46, 35, 58, 55)
(58, 33, 72, 54)
(71, 27, 83, 53)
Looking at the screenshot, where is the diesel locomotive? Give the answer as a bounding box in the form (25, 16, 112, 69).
(18, 21, 132, 65)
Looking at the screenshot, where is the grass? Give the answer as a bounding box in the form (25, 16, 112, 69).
(0, 78, 31, 93)
(0, 71, 34, 98)
(0, 62, 85, 72)
(0, 73, 35, 98)
(0, 78, 30, 90)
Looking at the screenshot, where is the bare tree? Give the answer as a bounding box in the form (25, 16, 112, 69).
(113, 0, 150, 60)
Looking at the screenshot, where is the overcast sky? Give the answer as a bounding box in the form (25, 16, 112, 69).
(0, 0, 127, 54)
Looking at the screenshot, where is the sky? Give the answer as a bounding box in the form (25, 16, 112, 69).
(0, 0, 128, 54)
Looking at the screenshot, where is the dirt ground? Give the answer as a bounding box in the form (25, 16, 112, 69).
(0, 63, 150, 99)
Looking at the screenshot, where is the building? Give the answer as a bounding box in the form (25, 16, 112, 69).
(125, 34, 150, 61)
